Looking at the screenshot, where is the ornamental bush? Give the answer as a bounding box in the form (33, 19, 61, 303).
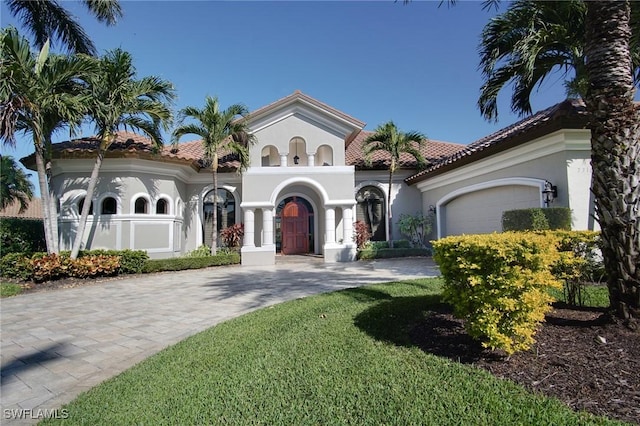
(220, 223, 244, 249)
(0, 252, 34, 280)
(0, 218, 46, 255)
(432, 232, 562, 355)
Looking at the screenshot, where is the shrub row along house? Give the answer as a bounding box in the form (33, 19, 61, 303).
(21, 91, 596, 265)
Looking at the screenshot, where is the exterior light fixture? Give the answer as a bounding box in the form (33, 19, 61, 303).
(428, 205, 436, 214)
(542, 180, 558, 206)
(293, 141, 300, 164)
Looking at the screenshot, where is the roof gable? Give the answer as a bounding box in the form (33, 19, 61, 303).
(246, 90, 365, 140)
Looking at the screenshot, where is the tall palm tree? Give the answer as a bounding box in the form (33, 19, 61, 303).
(70, 48, 174, 259)
(6, 0, 123, 55)
(1, 26, 96, 253)
(476, 0, 640, 325)
(478, 0, 639, 121)
(584, 1, 640, 326)
(172, 96, 255, 255)
(362, 121, 427, 249)
(0, 154, 34, 212)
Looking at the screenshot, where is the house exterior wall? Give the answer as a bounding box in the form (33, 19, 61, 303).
(413, 129, 596, 238)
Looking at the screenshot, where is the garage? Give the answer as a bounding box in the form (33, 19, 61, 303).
(442, 185, 541, 236)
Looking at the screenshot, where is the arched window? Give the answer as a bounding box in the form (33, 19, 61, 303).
(356, 186, 386, 241)
(101, 197, 117, 215)
(261, 145, 280, 167)
(134, 197, 148, 214)
(156, 198, 168, 215)
(203, 189, 236, 247)
(317, 144, 333, 166)
(78, 197, 93, 215)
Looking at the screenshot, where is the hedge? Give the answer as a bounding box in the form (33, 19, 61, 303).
(0, 218, 46, 255)
(142, 252, 240, 273)
(502, 207, 571, 231)
(358, 247, 431, 260)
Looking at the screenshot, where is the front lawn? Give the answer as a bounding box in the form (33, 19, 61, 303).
(0, 281, 22, 298)
(44, 279, 622, 425)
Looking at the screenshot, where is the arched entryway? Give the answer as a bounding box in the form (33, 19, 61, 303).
(203, 188, 236, 247)
(276, 196, 314, 255)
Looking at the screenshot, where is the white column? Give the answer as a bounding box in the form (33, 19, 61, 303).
(280, 154, 288, 167)
(243, 208, 255, 247)
(308, 154, 315, 167)
(263, 208, 274, 246)
(325, 207, 336, 244)
(342, 206, 353, 245)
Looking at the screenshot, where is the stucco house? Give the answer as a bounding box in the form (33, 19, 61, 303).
(21, 91, 597, 265)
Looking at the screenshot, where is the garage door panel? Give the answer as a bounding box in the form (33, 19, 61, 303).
(444, 185, 539, 236)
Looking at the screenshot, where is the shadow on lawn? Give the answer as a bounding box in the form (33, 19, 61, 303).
(353, 292, 499, 364)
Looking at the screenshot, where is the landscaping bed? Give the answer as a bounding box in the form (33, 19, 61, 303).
(412, 303, 640, 425)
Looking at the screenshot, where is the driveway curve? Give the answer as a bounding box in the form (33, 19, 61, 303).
(1, 256, 439, 425)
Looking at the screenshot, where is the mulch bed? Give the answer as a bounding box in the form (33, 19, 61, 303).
(411, 304, 640, 425)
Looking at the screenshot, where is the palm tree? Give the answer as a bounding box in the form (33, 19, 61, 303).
(476, 0, 640, 325)
(1, 26, 96, 253)
(583, 1, 640, 326)
(0, 155, 34, 212)
(362, 121, 427, 249)
(478, 0, 639, 121)
(6, 0, 123, 55)
(70, 48, 174, 259)
(172, 96, 255, 255)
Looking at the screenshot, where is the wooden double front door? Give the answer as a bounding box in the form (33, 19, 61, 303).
(281, 199, 310, 255)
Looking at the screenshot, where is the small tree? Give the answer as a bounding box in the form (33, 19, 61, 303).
(353, 220, 372, 249)
(397, 212, 434, 248)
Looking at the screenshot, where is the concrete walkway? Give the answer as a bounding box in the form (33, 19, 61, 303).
(1, 256, 439, 424)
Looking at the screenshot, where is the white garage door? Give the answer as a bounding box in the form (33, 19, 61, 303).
(443, 185, 540, 236)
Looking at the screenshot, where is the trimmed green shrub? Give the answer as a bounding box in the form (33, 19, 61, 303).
(544, 208, 572, 230)
(393, 239, 412, 249)
(31, 253, 120, 282)
(358, 247, 431, 260)
(502, 208, 549, 231)
(432, 232, 562, 355)
(0, 218, 46, 255)
(368, 241, 389, 249)
(0, 252, 34, 280)
(502, 207, 572, 232)
(143, 252, 240, 273)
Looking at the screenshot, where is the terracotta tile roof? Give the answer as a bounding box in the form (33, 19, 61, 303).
(406, 98, 589, 185)
(345, 130, 465, 169)
(0, 198, 43, 219)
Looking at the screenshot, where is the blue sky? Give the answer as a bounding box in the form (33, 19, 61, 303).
(2, 0, 572, 193)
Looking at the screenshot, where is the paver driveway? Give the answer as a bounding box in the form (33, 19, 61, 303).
(1, 256, 439, 425)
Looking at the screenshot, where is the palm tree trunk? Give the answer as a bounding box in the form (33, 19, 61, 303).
(34, 140, 56, 254)
(387, 167, 394, 249)
(210, 155, 218, 256)
(585, 0, 640, 326)
(70, 136, 112, 259)
(46, 158, 59, 253)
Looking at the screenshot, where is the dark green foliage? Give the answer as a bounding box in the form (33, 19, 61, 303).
(502, 208, 572, 231)
(393, 239, 412, 249)
(0, 252, 34, 280)
(358, 247, 431, 260)
(142, 253, 240, 273)
(543, 208, 572, 230)
(0, 218, 46, 255)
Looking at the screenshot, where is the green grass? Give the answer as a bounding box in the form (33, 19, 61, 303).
(0, 281, 22, 298)
(550, 282, 611, 308)
(44, 279, 622, 425)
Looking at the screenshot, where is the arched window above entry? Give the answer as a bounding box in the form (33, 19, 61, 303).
(261, 145, 280, 167)
(101, 197, 117, 215)
(156, 198, 168, 215)
(289, 137, 307, 166)
(355, 186, 386, 241)
(134, 197, 148, 214)
(317, 144, 333, 166)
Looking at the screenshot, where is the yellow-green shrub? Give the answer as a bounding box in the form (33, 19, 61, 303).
(432, 232, 562, 355)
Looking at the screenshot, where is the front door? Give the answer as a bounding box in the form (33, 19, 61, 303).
(281, 200, 309, 255)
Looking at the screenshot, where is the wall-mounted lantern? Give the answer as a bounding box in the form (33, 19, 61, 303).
(542, 180, 558, 207)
